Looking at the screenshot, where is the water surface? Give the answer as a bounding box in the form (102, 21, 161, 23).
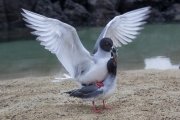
(0, 24, 180, 80)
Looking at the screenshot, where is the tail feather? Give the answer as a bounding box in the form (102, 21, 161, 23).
(64, 89, 78, 96)
(64, 91, 72, 94)
(51, 73, 82, 87)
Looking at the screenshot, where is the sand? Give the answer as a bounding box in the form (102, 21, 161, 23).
(0, 70, 180, 120)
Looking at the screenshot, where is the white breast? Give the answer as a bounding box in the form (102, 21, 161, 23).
(100, 77, 117, 100)
(78, 58, 109, 85)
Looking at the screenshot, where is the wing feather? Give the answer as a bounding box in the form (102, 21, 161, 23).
(22, 9, 93, 77)
(94, 7, 151, 50)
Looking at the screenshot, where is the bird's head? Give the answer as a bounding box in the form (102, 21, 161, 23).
(100, 38, 113, 52)
(107, 57, 117, 75)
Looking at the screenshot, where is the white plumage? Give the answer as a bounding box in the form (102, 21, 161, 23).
(22, 9, 93, 79)
(21, 7, 151, 85)
(105, 7, 150, 47)
(93, 7, 151, 52)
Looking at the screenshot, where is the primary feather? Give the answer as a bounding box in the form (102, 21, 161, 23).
(21, 9, 94, 78)
(93, 6, 151, 53)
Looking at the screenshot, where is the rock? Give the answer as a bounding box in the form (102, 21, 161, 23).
(174, 4, 180, 12)
(118, 0, 180, 23)
(87, 0, 120, 26)
(52, 1, 62, 13)
(0, 0, 8, 30)
(89, 9, 119, 26)
(87, 0, 120, 11)
(64, 0, 90, 26)
(35, 0, 56, 16)
(35, 0, 69, 23)
(149, 8, 165, 23)
(50, 0, 58, 3)
(4, 0, 38, 30)
(119, 0, 148, 13)
(0, 0, 180, 32)
(165, 4, 180, 21)
(72, 0, 87, 6)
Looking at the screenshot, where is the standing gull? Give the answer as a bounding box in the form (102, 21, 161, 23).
(65, 55, 117, 113)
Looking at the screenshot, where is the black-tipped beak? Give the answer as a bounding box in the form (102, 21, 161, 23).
(110, 47, 116, 57)
(111, 47, 118, 62)
(110, 47, 114, 57)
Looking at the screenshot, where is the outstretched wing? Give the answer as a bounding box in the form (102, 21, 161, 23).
(22, 9, 94, 78)
(93, 7, 151, 53)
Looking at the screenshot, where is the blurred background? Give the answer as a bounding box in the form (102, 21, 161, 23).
(0, 0, 180, 80)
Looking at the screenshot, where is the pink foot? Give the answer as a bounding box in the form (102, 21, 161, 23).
(102, 100, 113, 109)
(103, 105, 113, 109)
(92, 101, 101, 113)
(93, 109, 101, 113)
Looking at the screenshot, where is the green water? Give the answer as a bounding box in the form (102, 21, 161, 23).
(0, 24, 180, 80)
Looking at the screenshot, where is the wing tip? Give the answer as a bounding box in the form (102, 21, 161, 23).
(21, 8, 28, 13)
(21, 8, 25, 12)
(30, 31, 38, 36)
(144, 6, 151, 10)
(139, 6, 151, 11)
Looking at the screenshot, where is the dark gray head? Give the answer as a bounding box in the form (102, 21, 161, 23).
(100, 38, 113, 52)
(107, 58, 117, 75)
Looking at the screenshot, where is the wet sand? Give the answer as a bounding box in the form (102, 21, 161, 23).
(0, 70, 180, 120)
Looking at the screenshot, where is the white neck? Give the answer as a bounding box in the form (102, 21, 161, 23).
(94, 48, 111, 58)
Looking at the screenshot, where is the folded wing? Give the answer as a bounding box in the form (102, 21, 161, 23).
(93, 7, 151, 53)
(22, 9, 94, 78)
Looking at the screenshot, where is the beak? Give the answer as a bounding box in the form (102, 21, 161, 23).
(110, 47, 114, 57)
(110, 47, 117, 57)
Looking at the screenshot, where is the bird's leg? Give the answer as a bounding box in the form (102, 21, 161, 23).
(103, 100, 112, 109)
(92, 101, 101, 113)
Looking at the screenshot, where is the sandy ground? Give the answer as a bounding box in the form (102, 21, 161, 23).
(0, 70, 180, 120)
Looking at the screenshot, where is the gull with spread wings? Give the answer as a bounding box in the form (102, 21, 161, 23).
(21, 7, 150, 86)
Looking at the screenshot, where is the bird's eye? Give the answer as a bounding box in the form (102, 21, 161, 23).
(105, 42, 109, 45)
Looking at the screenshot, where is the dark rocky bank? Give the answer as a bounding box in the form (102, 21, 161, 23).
(0, 0, 180, 31)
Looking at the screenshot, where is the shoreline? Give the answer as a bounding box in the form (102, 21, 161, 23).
(0, 70, 180, 119)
